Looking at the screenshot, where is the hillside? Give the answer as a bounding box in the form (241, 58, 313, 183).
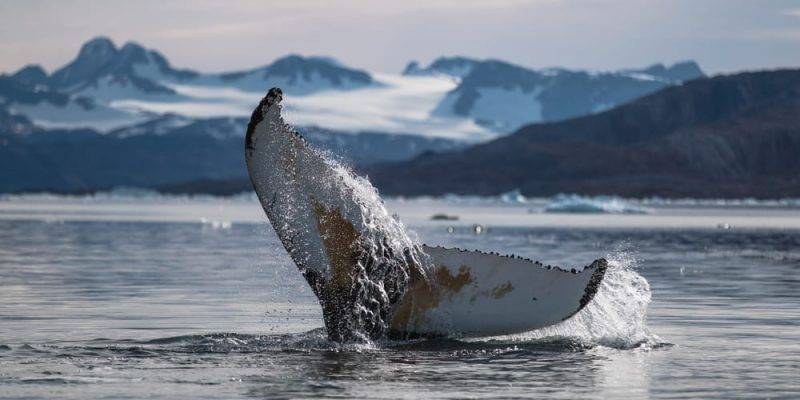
(367, 69, 800, 198)
(0, 114, 464, 193)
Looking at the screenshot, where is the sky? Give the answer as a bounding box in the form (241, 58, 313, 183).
(0, 0, 799, 75)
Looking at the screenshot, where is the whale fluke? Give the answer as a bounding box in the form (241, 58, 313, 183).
(245, 87, 606, 341)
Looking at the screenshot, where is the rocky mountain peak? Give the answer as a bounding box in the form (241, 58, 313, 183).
(403, 56, 478, 78)
(49, 36, 119, 88)
(633, 61, 705, 82)
(263, 54, 372, 85)
(11, 65, 49, 86)
(79, 37, 117, 58)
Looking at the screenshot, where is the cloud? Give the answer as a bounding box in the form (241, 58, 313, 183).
(782, 8, 800, 17)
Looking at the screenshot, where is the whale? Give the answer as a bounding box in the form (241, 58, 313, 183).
(245, 88, 607, 341)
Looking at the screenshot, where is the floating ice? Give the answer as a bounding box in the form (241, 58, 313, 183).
(498, 189, 527, 204)
(544, 194, 650, 214)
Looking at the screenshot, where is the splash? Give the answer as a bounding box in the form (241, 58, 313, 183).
(245, 89, 430, 342)
(488, 246, 656, 349)
(314, 158, 432, 343)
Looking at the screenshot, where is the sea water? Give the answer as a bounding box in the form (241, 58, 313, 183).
(0, 195, 798, 399)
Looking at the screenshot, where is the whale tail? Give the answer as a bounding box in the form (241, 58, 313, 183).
(245, 88, 607, 341)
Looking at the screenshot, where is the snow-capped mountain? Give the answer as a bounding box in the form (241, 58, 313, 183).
(368, 69, 800, 199)
(432, 59, 705, 132)
(1, 37, 380, 131)
(1, 36, 703, 140)
(46, 37, 375, 100)
(403, 57, 479, 79)
(10, 65, 49, 86)
(623, 61, 704, 82)
(48, 37, 195, 98)
(0, 70, 143, 131)
(0, 37, 194, 130)
(212, 55, 374, 95)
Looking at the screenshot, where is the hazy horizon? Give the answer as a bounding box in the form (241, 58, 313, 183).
(1, 0, 799, 75)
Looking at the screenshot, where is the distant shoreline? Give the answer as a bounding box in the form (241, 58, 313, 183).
(3, 185, 800, 207)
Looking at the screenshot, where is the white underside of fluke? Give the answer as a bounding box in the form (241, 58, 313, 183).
(399, 245, 606, 337)
(244, 88, 606, 341)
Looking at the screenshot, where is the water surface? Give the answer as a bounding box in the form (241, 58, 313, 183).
(1, 196, 798, 399)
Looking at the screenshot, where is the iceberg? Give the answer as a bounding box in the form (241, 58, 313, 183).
(498, 189, 527, 204)
(544, 194, 650, 214)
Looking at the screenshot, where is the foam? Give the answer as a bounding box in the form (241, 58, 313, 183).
(482, 245, 658, 349)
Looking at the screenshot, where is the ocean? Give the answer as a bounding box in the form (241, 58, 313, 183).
(1, 194, 798, 399)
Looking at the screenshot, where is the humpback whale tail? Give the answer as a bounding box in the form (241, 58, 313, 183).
(245, 87, 607, 342)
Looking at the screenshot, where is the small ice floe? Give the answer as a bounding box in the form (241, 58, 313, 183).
(498, 189, 527, 204)
(430, 213, 459, 221)
(92, 187, 166, 202)
(543, 194, 650, 214)
(200, 217, 232, 229)
(442, 193, 483, 204)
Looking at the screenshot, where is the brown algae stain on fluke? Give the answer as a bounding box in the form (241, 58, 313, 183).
(390, 264, 475, 332)
(437, 265, 474, 299)
(310, 199, 374, 341)
(312, 200, 360, 291)
(491, 282, 514, 299)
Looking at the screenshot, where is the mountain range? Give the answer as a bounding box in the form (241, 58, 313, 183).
(1, 37, 380, 131)
(406, 57, 703, 132)
(6, 36, 793, 198)
(1, 36, 702, 137)
(23, 36, 373, 96)
(367, 69, 800, 198)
